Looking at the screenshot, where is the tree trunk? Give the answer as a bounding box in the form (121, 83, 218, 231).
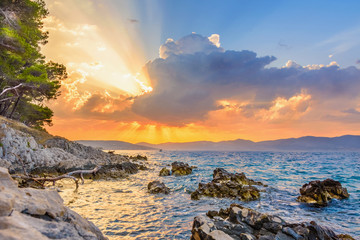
(8, 94, 21, 118)
(0, 100, 11, 116)
(0, 102, 5, 115)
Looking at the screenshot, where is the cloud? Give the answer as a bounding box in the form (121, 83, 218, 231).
(213, 91, 312, 123)
(65, 42, 80, 47)
(282, 60, 302, 69)
(256, 91, 311, 122)
(318, 28, 360, 55)
(67, 62, 104, 72)
(133, 44, 275, 124)
(324, 107, 360, 123)
(50, 33, 360, 132)
(302, 61, 339, 70)
(76, 92, 133, 115)
(50, 79, 141, 122)
(208, 34, 221, 47)
(59, 70, 91, 110)
(130, 33, 360, 126)
(278, 40, 291, 49)
(343, 108, 360, 115)
(128, 18, 139, 23)
(159, 33, 224, 59)
(43, 16, 97, 36)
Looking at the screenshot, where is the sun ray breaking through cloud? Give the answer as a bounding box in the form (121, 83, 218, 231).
(42, 0, 360, 144)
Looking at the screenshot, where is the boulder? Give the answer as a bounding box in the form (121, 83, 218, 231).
(148, 181, 170, 194)
(171, 161, 192, 175)
(208, 230, 234, 240)
(191, 203, 353, 240)
(191, 168, 262, 201)
(159, 167, 170, 176)
(0, 167, 108, 240)
(213, 168, 263, 186)
(297, 179, 349, 206)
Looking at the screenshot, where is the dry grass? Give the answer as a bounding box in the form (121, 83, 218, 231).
(0, 116, 54, 144)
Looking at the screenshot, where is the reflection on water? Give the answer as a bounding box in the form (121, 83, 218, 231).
(59, 151, 360, 239)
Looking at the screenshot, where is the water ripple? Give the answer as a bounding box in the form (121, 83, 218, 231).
(59, 151, 360, 239)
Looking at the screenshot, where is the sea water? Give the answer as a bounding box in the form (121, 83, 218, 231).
(59, 151, 360, 239)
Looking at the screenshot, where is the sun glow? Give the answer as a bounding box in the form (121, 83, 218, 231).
(43, 1, 360, 144)
(42, 0, 155, 97)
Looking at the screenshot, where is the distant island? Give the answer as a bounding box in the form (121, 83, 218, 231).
(78, 135, 360, 151)
(76, 140, 157, 150)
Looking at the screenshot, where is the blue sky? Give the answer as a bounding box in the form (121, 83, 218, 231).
(130, 0, 360, 67)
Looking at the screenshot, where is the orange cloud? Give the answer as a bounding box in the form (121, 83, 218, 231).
(257, 91, 311, 122)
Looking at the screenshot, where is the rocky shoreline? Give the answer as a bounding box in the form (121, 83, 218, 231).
(0, 167, 108, 239)
(0, 120, 147, 179)
(0, 118, 149, 239)
(191, 203, 355, 240)
(0, 118, 356, 239)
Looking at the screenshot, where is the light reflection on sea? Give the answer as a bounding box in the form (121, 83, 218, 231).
(59, 151, 360, 239)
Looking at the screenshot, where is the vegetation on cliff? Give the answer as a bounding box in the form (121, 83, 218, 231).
(0, 0, 66, 130)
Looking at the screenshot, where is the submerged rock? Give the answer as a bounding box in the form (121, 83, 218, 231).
(337, 234, 356, 240)
(191, 168, 262, 201)
(0, 167, 107, 240)
(171, 161, 192, 176)
(159, 167, 170, 176)
(129, 154, 147, 161)
(93, 162, 139, 179)
(148, 181, 170, 194)
(297, 179, 349, 206)
(191, 203, 353, 240)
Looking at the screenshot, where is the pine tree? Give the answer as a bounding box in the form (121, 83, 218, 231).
(0, 0, 66, 130)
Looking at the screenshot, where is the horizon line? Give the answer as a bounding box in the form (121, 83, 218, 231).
(75, 133, 360, 145)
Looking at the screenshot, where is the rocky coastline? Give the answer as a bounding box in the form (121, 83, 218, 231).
(0, 117, 356, 239)
(191, 204, 355, 240)
(0, 118, 148, 239)
(0, 167, 108, 239)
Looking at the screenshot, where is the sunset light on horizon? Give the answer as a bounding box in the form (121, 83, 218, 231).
(1, 1, 360, 238)
(42, 0, 360, 144)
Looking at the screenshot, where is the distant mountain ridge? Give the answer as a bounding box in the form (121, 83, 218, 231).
(76, 140, 157, 150)
(137, 135, 360, 151)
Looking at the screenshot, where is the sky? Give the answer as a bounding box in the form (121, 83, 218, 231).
(42, 0, 360, 144)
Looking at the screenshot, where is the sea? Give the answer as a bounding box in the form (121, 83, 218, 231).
(59, 151, 360, 239)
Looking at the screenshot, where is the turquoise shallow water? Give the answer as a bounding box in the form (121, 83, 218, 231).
(59, 151, 360, 239)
